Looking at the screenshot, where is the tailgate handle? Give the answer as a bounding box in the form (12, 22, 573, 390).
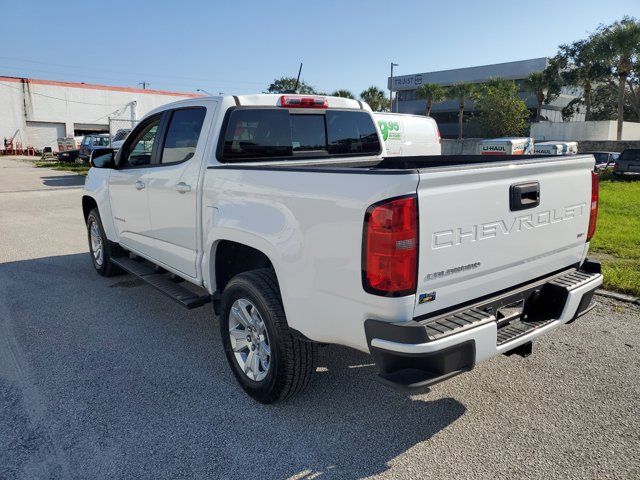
(510, 182, 539, 211)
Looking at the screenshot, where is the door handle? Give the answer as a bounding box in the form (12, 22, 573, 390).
(175, 182, 191, 194)
(509, 181, 539, 211)
(134, 180, 145, 190)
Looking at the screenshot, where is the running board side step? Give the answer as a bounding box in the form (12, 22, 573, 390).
(111, 257, 211, 309)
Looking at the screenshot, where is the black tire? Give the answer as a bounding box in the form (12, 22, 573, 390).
(220, 268, 317, 404)
(86, 208, 123, 277)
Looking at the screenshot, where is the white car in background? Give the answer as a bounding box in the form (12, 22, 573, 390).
(373, 113, 441, 156)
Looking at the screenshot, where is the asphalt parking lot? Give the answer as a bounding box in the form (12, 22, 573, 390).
(1, 156, 639, 480)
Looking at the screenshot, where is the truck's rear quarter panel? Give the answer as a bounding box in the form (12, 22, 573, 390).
(203, 166, 420, 350)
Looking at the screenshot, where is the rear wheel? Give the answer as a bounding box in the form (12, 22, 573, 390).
(220, 269, 317, 404)
(86, 208, 122, 277)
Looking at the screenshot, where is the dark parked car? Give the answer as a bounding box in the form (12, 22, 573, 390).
(78, 134, 110, 162)
(615, 149, 640, 175)
(57, 149, 79, 163)
(584, 151, 619, 171)
(110, 128, 131, 150)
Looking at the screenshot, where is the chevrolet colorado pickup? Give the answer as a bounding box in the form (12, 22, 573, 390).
(82, 94, 603, 404)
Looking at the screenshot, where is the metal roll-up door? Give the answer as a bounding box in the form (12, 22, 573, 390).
(26, 122, 66, 151)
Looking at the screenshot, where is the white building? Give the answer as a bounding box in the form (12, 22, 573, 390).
(0, 76, 200, 152)
(390, 58, 582, 138)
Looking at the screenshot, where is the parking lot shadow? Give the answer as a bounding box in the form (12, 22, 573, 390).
(40, 174, 85, 188)
(0, 252, 466, 479)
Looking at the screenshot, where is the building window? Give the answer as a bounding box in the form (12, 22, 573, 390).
(397, 89, 417, 102)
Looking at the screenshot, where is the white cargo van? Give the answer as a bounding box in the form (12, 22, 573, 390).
(481, 137, 534, 155)
(374, 113, 441, 156)
(534, 141, 578, 155)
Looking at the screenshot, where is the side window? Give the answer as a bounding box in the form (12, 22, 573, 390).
(121, 117, 161, 167)
(160, 108, 206, 164)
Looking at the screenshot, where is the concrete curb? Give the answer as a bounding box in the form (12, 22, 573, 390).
(596, 289, 640, 305)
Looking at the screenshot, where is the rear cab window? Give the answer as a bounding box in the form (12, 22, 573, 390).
(219, 108, 381, 162)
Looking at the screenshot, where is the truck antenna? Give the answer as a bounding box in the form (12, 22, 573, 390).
(294, 63, 303, 92)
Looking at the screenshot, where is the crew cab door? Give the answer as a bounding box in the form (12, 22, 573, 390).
(108, 114, 162, 254)
(144, 106, 210, 278)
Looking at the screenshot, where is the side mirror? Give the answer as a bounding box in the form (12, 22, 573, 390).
(90, 148, 115, 168)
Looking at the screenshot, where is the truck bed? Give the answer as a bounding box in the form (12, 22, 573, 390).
(210, 154, 587, 173)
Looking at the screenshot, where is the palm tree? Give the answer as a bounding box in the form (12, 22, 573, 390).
(556, 38, 609, 121)
(360, 86, 389, 112)
(598, 17, 640, 140)
(446, 82, 475, 139)
(522, 72, 548, 122)
(484, 77, 512, 90)
(416, 83, 446, 116)
(331, 89, 356, 99)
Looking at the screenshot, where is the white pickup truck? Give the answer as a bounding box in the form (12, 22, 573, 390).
(83, 94, 603, 404)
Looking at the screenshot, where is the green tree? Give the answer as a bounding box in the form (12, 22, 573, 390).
(522, 72, 548, 122)
(331, 89, 356, 99)
(360, 86, 389, 112)
(627, 74, 640, 120)
(554, 38, 610, 121)
(564, 81, 640, 122)
(416, 83, 446, 116)
(522, 72, 550, 122)
(597, 17, 640, 139)
(472, 80, 530, 138)
(265, 77, 317, 94)
(446, 82, 475, 139)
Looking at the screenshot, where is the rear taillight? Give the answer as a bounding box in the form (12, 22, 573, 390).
(280, 95, 328, 108)
(363, 195, 418, 296)
(437, 128, 441, 144)
(587, 171, 599, 241)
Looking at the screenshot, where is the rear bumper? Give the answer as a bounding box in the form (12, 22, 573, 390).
(365, 259, 603, 392)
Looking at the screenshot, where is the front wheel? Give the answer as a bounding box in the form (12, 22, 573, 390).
(220, 269, 317, 404)
(86, 208, 122, 277)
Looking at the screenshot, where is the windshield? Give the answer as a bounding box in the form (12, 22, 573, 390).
(93, 137, 110, 147)
(220, 109, 381, 162)
(592, 153, 608, 164)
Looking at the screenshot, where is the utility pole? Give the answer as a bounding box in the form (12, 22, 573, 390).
(390, 62, 398, 112)
(138, 81, 149, 90)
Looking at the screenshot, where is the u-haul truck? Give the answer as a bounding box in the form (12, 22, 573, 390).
(480, 137, 534, 155)
(534, 141, 578, 155)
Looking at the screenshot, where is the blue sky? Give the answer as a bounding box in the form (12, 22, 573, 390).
(0, 0, 637, 96)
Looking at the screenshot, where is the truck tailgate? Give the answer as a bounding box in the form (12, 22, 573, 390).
(413, 155, 594, 317)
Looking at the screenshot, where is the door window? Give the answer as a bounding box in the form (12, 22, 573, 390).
(160, 108, 206, 164)
(122, 117, 161, 167)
